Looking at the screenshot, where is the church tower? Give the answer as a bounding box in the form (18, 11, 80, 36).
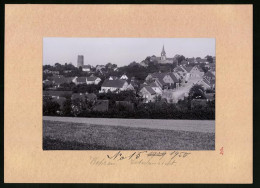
(77, 55, 84, 68)
(161, 45, 166, 60)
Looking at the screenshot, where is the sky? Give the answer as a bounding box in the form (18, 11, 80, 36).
(43, 38, 215, 66)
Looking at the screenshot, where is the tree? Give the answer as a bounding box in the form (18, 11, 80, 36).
(177, 55, 185, 64)
(205, 55, 213, 63)
(43, 96, 60, 115)
(188, 84, 206, 100)
(79, 66, 83, 72)
(62, 98, 72, 116)
(71, 98, 86, 116)
(112, 64, 117, 69)
(105, 62, 113, 69)
(55, 62, 61, 67)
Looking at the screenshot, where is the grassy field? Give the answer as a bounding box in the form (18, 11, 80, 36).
(43, 120, 215, 150)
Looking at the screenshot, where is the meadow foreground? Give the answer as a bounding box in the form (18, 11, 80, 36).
(43, 117, 215, 150)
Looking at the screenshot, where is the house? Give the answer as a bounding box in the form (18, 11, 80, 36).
(75, 77, 87, 85)
(49, 76, 75, 87)
(139, 83, 148, 90)
(108, 76, 118, 80)
(86, 75, 101, 85)
(204, 71, 215, 81)
(96, 65, 105, 72)
(139, 86, 156, 103)
(145, 72, 179, 90)
(43, 69, 60, 75)
(149, 82, 163, 95)
(182, 65, 204, 79)
(100, 79, 129, 93)
(205, 63, 216, 72)
(186, 58, 196, 64)
(140, 61, 148, 67)
(120, 74, 128, 80)
(197, 78, 215, 90)
(127, 82, 135, 91)
(82, 65, 91, 72)
(64, 70, 72, 73)
(128, 80, 138, 90)
(196, 58, 208, 64)
(180, 60, 189, 66)
(173, 66, 186, 73)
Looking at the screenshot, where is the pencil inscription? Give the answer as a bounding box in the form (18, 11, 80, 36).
(90, 151, 191, 166)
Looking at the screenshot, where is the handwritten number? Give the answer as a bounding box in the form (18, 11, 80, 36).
(220, 147, 224, 155)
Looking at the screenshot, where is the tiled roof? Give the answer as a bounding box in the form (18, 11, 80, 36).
(76, 77, 87, 83)
(203, 78, 215, 86)
(150, 56, 161, 61)
(66, 77, 75, 82)
(180, 60, 188, 65)
(197, 66, 204, 72)
(187, 58, 195, 63)
(86, 75, 99, 81)
(168, 73, 179, 82)
(150, 82, 158, 87)
(143, 86, 156, 95)
(155, 77, 166, 87)
(174, 66, 185, 72)
(52, 76, 70, 85)
(182, 66, 194, 73)
(129, 81, 138, 87)
(109, 76, 118, 80)
(197, 59, 207, 63)
(204, 71, 215, 78)
(140, 83, 148, 90)
(102, 79, 126, 88)
(83, 65, 91, 68)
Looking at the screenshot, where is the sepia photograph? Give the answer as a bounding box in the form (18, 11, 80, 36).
(42, 38, 215, 150)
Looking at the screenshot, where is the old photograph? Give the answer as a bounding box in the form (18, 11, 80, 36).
(43, 38, 215, 150)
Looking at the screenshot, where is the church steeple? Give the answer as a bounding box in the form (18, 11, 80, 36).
(161, 45, 166, 60)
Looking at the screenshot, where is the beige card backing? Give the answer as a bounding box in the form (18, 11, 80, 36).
(4, 5, 253, 183)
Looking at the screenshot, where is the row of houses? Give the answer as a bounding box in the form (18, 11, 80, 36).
(43, 64, 215, 104)
(100, 79, 135, 93)
(43, 74, 102, 87)
(98, 65, 215, 103)
(138, 65, 215, 103)
(43, 73, 132, 88)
